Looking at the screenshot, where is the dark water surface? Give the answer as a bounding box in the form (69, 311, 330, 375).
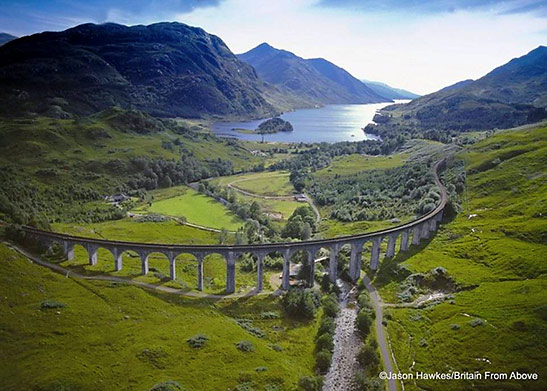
(212, 101, 408, 143)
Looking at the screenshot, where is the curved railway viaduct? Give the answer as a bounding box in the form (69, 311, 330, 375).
(21, 160, 448, 294)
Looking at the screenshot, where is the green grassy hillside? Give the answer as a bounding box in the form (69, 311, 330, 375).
(377, 124, 547, 390)
(0, 110, 263, 226)
(0, 243, 319, 391)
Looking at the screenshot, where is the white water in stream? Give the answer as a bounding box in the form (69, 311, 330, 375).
(322, 279, 363, 391)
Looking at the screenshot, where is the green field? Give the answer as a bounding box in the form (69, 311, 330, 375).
(147, 186, 244, 231)
(0, 243, 319, 391)
(211, 171, 295, 195)
(231, 172, 295, 196)
(375, 125, 547, 391)
(315, 153, 407, 177)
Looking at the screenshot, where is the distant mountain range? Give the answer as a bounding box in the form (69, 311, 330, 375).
(0, 33, 17, 46)
(377, 46, 547, 131)
(238, 43, 389, 106)
(360, 79, 419, 100)
(0, 23, 276, 118)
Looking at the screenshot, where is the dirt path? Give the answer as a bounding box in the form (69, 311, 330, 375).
(2, 241, 280, 300)
(361, 275, 398, 391)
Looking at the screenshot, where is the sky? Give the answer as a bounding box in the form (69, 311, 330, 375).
(0, 0, 546, 94)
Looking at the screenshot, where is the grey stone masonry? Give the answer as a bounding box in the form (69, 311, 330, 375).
(386, 234, 397, 258)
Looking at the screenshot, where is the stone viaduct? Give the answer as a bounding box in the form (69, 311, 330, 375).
(21, 160, 448, 294)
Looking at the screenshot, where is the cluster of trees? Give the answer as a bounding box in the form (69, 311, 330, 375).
(124, 156, 234, 191)
(281, 287, 340, 388)
(257, 117, 293, 133)
(315, 293, 340, 374)
(270, 135, 407, 176)
(282, 288, 321, 319)
(198, 182, 281, 243)
(0, 167, 128, 228)
(354, 282, 384, 391)
(308, 163, 439, 222)
(281, 206, 317, 240)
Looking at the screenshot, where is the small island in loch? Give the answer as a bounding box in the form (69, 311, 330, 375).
(232, 117, 293, 134)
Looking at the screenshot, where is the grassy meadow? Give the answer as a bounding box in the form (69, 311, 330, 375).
(146, 186, 244, 231)
(374, 124, 547, 391)
(0, 244, 319, 391)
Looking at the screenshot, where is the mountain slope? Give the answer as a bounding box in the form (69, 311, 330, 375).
(437, 79, 474, 93)
(0, 33, 17, 46)
(375, 46, 547, 132)
(238, 43, 388, 106)
(361, 79, 419, 100)
(0, 22, 276, 119)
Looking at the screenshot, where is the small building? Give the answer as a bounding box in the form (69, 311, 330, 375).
(105, 193, 129, 203)
(294, 194, 307, 202)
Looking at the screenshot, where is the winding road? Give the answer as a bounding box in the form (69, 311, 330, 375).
(362, 275, 398, 391)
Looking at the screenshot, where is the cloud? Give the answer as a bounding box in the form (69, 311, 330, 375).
(0, 0, 223, 36)
(316, 0, 547, 16)
(177, 0, 547, 94)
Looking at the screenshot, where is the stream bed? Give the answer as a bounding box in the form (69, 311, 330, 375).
(322, 279, 363, 391)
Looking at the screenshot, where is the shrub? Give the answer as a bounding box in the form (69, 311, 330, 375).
(186, 334, 208, 349)
(318, 316, 336, 336)
(315, 350, 332, 373)
(236, 340, 255, 352)
(322, 294, 339, 318)
(356, 309, 372, 337)
(282, 288, 321, 319)
(469, 318, 485, 327)
(235, 382, 255, 391)
(149, 380, 184, 391)
(357, 345, 379, 369)
(357, 292, 372, 309)
(235, 319, 265, 338)
(268, 344, 283, 352)
(354, 372, 384, 391)
(298, 376, 323, 391)
(40, 300, 66, 309)
(315, 333, 334, 352)
(261, 311, 280, 319)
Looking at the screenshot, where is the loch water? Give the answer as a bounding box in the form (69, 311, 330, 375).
(211, 101, 409, 143)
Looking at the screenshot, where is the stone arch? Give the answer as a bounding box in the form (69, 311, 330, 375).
(257, 249, 285, 291)
(199, 252, 227, 294)
(141, 251, 171, 282)
(336, 243, 353, 281)
(288, 249, 312, 288)
(173, 251, 203, 290)
(311, 245, 332, 287)
(61, 243, 90, 267)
